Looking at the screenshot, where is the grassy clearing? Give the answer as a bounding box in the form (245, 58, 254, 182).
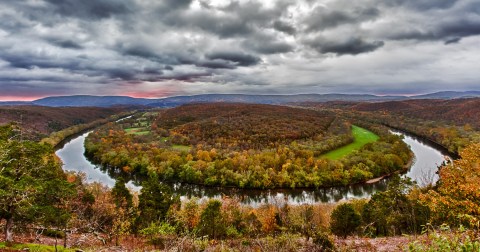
(142, 112, 158, 117)
(133, 131, 150, 135)
(125, 127, 151, 135)
(322, 125, 379, 160)
(0, 242, 76, 252)
(172, 144, 191, 152)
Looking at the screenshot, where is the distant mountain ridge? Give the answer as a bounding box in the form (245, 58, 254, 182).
(33, 95, 156, 107)
(1, 91, 479, 107)
(412, 91, 480, 99)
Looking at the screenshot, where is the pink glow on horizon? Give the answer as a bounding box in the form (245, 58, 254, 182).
(0, 95, 46, 102)
(122, 88, 180, 99)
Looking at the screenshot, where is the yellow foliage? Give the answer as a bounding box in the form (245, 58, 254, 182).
(420, 143, 480, 227)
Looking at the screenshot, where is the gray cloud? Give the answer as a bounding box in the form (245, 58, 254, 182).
(304, 6, 380, 32)
(306, 37, 385, 55)
(44, 0, 135, 19)
(384, 0, 457, 10)
(48, 39, 84, 49)
(206, 52, 261, 67)
(0, 0, 479, 100)
(273, 21, 296, 35)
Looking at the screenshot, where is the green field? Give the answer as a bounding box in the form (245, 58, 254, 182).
(322, 125, 379, 160)
(124, 127, 151, 135)
(172, 144, 191, 152)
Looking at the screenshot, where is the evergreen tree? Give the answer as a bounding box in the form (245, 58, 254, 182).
(330, 203, 361, 238)
(0, 124, 74, 243)
(135, 175, 179, 231)
(197, 199, 225, 239)
(111, 177, 133, 208)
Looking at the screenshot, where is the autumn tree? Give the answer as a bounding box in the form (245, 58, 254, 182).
(361, 176, 430, 236)
(420, 143, 480, 228)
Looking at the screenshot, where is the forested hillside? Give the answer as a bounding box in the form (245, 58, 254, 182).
(0, 106, 127, 140)
(302, 98, 480, 154)
(351, 98, 480, 129)
(155, 103, 336, 149)
(1, 102, 480, 251)
(84, 104, 411, 189)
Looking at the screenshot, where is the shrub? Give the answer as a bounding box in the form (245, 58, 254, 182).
(313, 231, 336, 251)
(330, 203, 361, 238)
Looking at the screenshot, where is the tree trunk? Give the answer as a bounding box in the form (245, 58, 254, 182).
(63, 229, 68, 248)
(5, 216, 14, 243)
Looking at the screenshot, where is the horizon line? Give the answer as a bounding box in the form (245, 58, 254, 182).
(1, 90, 479, 102)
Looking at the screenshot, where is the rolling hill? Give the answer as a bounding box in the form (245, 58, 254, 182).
(1, 91, 479, 108)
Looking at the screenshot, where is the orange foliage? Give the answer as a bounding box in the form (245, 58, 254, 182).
(420, 143, 480, 227)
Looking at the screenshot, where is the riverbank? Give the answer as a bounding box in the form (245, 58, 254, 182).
(57, 126, 447, 205)
(42, 111, 135, 148)
(365, 157, 413, 184)
(383, 124, 459, 159)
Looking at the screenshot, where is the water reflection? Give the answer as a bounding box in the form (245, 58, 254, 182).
(170, 179, 388, 206)
(55, 131, 142, 192)
(56, 130, 449, 205)
(391, 130, 451, 186)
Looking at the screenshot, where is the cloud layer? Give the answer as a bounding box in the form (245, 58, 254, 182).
(0, 0, 479, 99)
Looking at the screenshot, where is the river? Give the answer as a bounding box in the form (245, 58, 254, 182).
(55, 130, 450, 205)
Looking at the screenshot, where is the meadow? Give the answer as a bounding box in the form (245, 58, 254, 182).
(321, 125, 379, 160)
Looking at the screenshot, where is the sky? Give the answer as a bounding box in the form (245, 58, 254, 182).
(0, 0, 479, 100)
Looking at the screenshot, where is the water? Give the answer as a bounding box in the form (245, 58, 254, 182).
(55, 131, 141, 191)
(55, 130, 450, 205)
(391, 130, 450, 186)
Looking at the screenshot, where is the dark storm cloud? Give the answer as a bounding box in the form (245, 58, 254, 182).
(153, 72, 213, 82)
(159, 0, 292, 38)
(304, 6, 380, 32)
(143, 67, 163, 75)
(306, 37, 385, 55)
(161, 11, 253, 38)
(273, 21, 296, 35)
(383, 0, 457, 10)
(120, 45, 196, 65)
(44, 0, 135, 19)
(196, 61, 236, 69)
(162, 0, 193, 10)
(206, 52, 261, 67)
(444, 37, 461, 45)
(107, 69, 136, 80)
(0, 0, 479, 99)
(243, 40, 294, 54)
(48, 39, 84, 49)
(386, 17, 480, 43)
(0, 49, 82, 70)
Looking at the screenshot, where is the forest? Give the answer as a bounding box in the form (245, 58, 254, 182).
(0, 106, 129, 141)
(1, 101, 479, 251)
(302, 98, 480, 154)
(84, 103, 412, 189)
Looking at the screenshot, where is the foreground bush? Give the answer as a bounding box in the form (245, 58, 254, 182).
(330, 203, 361, 238)
(407, 225, 480, 252)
